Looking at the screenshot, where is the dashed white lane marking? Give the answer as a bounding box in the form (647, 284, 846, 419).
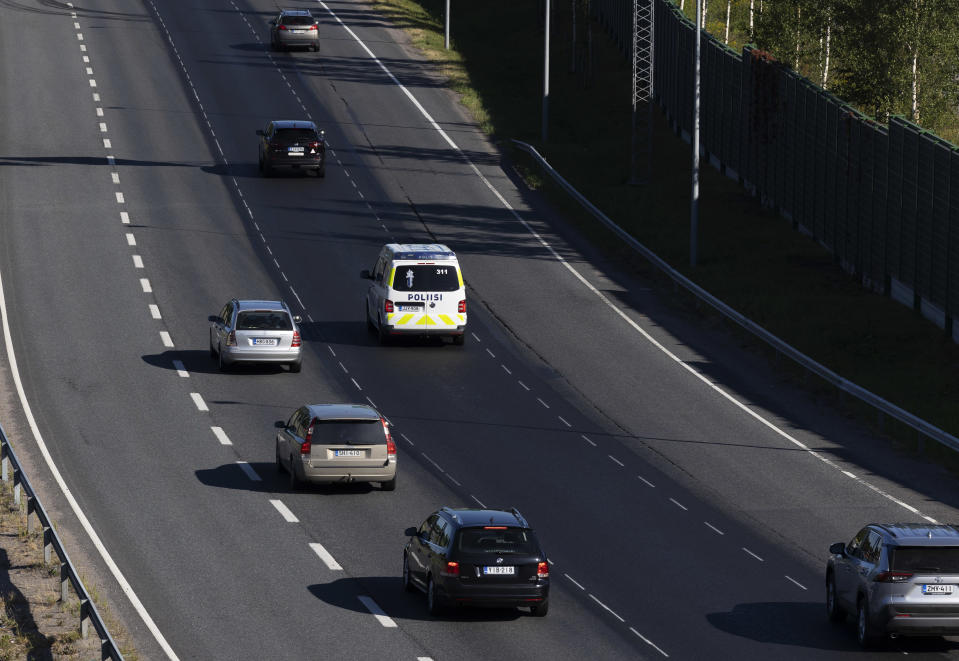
(501, 364, 511, 375)
(126, 233, 136, 246)
(236, 461, 261, 482)
(139, 278, 151, 292)
(785, 575, 807, 590)
(470, 494, 486, 508)
(358, 596, 397, 628)
(608, 455, 624, 467)
(210, 427, 232, 446)
(159, 331, 174, 348)
(96, 107, 103, 116)
(564, 573, 585, 590)
(742, 547, 764, 562)
(106, 156, 115, 166)
(338, 361, 348, 373)
(417, 658, 434, 661)
(422, 453, 443, 472)
(485, 348, 495, 358)
(73, 21, 80, 27)
(582, 434, 597, 447)
(630, 628, 670, 658)
(310, 543, 343, 571)
(77, 32, 84, 40)
(589, 594, 625, 622)
(172, 360, 188, 377)
(120, 211, 130, 224)
(149, 304, 161, 319)
(704, 521, 724, 535)
(842, 470, 856, 479)
(400, 433, 413, 446)
(269, 499, 299, 523)
(446, 473, 461, 486)
(536, 397, 549, 409)
(558, 415, 571, 427)
(132, 255, 143, 268)
(365, 396, 377, 408)
(351, 378, 362, 391)
(470, 332, 481, 342)
(91, 91, 98, 101)
(637, 475, 656, 487)
(115, 191, 124, 204)
(669, 498, 688, 511)
(98, 121, 107, 132)
(190, 392, 208, 411)
(112, 172, 120, 184)
(518, 380, 530, 391)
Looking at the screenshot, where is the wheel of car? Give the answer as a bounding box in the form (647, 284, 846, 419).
(275, 443, 285, 474)
(262, 159, 273, 178)
(312, 43, 319, 53)
(381, 476, 396, 492)
(427, 576, 443, 616)
(402, 553, 415, 592)
(289, 456, 302, 490)
(529, 599, 549, 617)
(857, 598, 880, 648)
(289, 360, 302, 374)
(217, 344, 229, 372)
(209, 330, 217, 357)
(826, 574, 845, 623)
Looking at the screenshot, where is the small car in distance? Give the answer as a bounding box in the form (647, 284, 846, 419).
(403, 507, 549, 616)
(275, 404, 397, 490)
(209, 299, 302, 372)
(269, 9, 319, 52)
(826, 523, 959, 647)
(257, 120, 326, 178)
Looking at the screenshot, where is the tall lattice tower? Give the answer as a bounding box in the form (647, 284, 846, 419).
(630, 0, 654, 184)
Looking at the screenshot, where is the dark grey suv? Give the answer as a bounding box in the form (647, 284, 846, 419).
(826, 523, 959, 647)
(256, 120, 326, 178)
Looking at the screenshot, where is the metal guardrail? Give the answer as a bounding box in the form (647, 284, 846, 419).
(512, 139, 959, 455)
(0, 421, 124, 660)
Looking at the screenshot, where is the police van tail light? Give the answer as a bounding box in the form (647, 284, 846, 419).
(226, 330, 237, 346)
(875, 571, 913, 583)
(537, 562, 549, 579)
(301, 420, 314, 455)
(384, 300, 394, 313)
(458, 300, 466, 314)
(291, 331, 301, 348)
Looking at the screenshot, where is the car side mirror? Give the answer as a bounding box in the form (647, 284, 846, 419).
(256, 129, 264, 136)
(404, 527, 417, 537)
(829, 542, 846, 556)
(208, 315, 221, 323)
(360, 269, 371, 279)
(293, 315, 303, 324)
(275, 420, 286, 429)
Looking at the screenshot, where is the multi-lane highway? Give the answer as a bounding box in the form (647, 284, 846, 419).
(3, 0, 959, 658)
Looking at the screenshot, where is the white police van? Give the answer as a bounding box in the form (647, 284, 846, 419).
(362, 244, 466, 345)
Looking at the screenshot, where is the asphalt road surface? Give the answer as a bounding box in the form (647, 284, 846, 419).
(2, 0, 959, 659)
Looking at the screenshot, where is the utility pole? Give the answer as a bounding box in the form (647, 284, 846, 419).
(629, 0, 654, 185)
(691, 0, 702, 267)
(542, 0, 550, 142)
(444, 0, 450, 49)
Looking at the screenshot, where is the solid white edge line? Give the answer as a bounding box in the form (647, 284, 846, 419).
(316, 0, 936, 523)
(309, 542, 343, 570)
(269, 499, 299, 523)
(357, 595, 397, 627)
(236, 461, 261, 482)
(0, 236, 180, 660)
(564, 573, 585, 590)
(588, 593, 625, 622)
(210, 426, 231, 445)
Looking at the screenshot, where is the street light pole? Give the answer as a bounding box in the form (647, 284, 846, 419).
(542, 0, 550, 142)
(444, 0, 450, 50)
(690, 0, 702, 267)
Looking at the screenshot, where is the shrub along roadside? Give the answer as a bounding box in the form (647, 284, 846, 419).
(369, 0, 959, 446)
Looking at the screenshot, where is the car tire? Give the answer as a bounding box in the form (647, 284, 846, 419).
(529, 599, 549, 617)
(366, 304, 376, 333)
(826, 574, 845, 623)
(275, 443, 285, 474)
(289, 457, 303, 490)
(402, 553, 415, 593)
(381, 476, 396, 492)
(209, 330, 217, 357)
(427, 576, 443, 616)
(217, 344, 230, 372)
(452, 334, 465, 346)
(289, 360, 302, 374)
(857, 597, 880, 648)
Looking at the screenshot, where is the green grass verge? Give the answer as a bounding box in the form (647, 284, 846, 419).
(370, 0, 959, 442)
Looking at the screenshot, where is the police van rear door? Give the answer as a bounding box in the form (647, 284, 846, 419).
(390, 262, 461, 332)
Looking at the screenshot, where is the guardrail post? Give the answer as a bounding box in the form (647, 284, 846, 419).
(100, 636, 111, 661)
(13, 468, 20, 507)
(60, 562, 69, 604)
(43, 526, 52, 564)
(1, 442, 7, 481)
(80, 598, 91, 639)
(27, 494, 35, 533)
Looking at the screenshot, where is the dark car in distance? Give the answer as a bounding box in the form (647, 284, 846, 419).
(256, 120, 326, 178)
(403, 507, 550, 616)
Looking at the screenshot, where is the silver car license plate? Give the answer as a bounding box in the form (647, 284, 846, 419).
(252, 338, 277, 346)
(922, 584, 954, 594)
(334, 450, 362, 457)
(483, 566, 515, 575)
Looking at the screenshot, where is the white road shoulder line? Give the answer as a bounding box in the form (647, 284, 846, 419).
(358, 596, 397, 628)
(269, 499, 299, 523)
(310, 542, 343, 570)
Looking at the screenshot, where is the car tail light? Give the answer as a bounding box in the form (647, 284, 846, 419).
(537, 562, 549, 578)
(441, 561, 459, 577)
(384, 300, 394, 313)
(875, 571, 913, 583)
(382, 418, 396, 458)
(458, 300, 466, 314)
(226, 330, 237, 346)
(301, 419, 314, 455)
(278, 24, 288, 30)
(310, 141, 321, 152)
(483, 526, 507, 530)
(309, 24, 318, 30)
(291, 330, 301, 348)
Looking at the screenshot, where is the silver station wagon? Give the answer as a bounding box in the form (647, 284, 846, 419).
(209, 299, 302, 372)
(275, 404, 397, 491)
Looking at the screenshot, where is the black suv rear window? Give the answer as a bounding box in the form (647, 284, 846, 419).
(457, 527, 537, 555)
(391, 265, 459, 292)
(236, 311, 292, 331)
(312, 420, 384, 445)
(281, 16, 314, 26)
(274, 128, 317, 144)
(891, 547, 959, 573)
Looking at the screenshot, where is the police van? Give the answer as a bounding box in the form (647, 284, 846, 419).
(361, 244, 466, 345)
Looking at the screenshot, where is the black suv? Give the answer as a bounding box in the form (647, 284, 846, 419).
(403, 507, 550, 616)
(256, 120, 326, 178)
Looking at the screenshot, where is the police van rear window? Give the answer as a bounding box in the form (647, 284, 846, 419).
(392, 265, 459, 292)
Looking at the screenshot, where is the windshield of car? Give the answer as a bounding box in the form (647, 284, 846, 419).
(312, 420, 385, 445)
(281, 15, 314, 25)
(236, 311, 292, 331)
(456, 527, 537, 555)
(390, 265, 459, 292)
(274, 129, 317, 144)
(890, 547, 959, 573)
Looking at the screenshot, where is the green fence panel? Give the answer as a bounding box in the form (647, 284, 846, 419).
(837, 107, 855, 269)
(823, 96, 840, 252)
(929, 138, 954, 311)
(899, 119, 922, 291)
(916, 133, 937, 301)
(950, 149, 959, 317)
(872, 127, 890, 289)
(886, 120, 904, 279)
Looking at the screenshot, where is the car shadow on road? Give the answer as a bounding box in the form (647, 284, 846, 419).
(195, 462, 389, 496)
(308, 577, 524, 623)
(142, 350, 293, 376)
(707, 601, 959, 654)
